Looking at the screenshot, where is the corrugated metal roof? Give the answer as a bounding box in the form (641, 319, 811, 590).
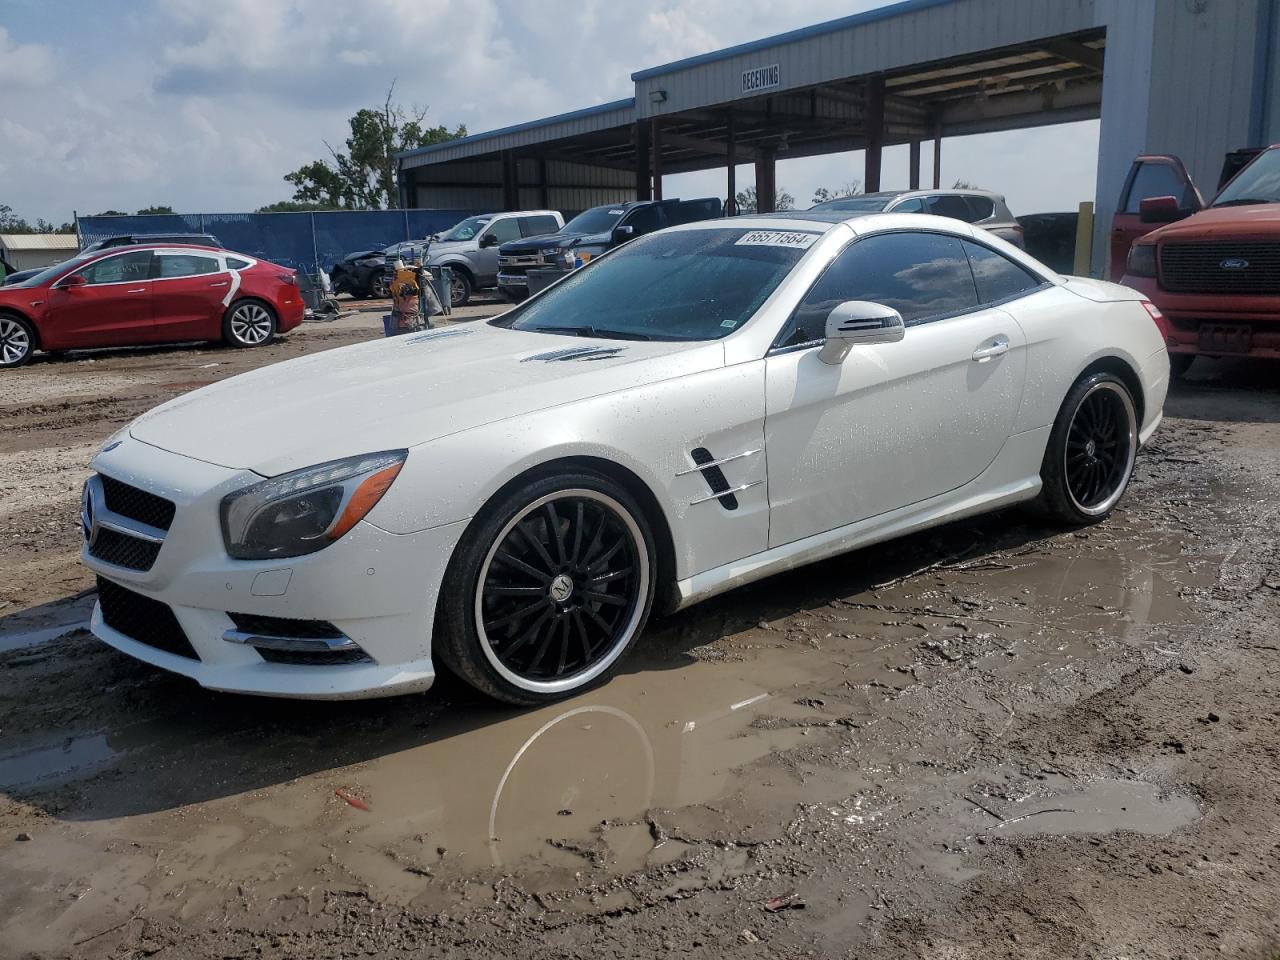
(631, 0, 958, 80)
(397, 98, 636, 167)
(0, 233, 79, 250)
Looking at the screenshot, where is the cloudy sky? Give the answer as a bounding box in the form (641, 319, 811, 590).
(0, 0, 1098, 224)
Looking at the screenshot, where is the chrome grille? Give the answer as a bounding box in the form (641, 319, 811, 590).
(83, 474, 170, 573)
(99, 474, 176, 530)
(89, 527, 162, 571)
(1160, 241, 1280, 294)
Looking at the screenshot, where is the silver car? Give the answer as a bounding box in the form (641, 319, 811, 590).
(810, 189, 1024, 248)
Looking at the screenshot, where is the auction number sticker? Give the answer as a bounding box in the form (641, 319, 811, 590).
(735, 230, 819, 249)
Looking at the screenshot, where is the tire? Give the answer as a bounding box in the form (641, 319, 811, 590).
(447, 269, 472, 307)
(222, 300, 277, 348)
(1169, 353, 1194, 378)
(1037, 372, 1138, 525)
(369, 274, 390, 299)
(0, 314, 35, 368)
(435, 469, 657, 705)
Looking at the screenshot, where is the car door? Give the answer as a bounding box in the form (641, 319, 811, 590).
(150, 251, 227, 340)
(763, 230, 1027, 548)
(44, 249, 155, 348)
(474, 216, 523, 285)
(1110, 156, 1203, 279)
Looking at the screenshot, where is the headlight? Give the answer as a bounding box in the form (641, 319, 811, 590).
(220, 450, 407, 560)
(1127, 243, 1157, 278)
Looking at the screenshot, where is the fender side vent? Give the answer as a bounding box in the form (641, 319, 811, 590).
(690, 447, 739, 511)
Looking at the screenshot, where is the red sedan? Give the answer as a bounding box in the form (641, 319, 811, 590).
(0, 244, 304, 368)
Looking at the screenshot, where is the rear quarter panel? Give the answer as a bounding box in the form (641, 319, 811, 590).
(1010, 282, 1166, 435)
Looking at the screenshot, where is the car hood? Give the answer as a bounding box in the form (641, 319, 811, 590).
(128, 324, 724, 475)
(1148, 203, 1280, 240)
(500, 231, 612, 255)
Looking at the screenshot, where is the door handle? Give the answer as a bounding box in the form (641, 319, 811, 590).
(209, 280, 229, 287)
(126, 287, 147, 293)
(971, 336, 1010, 362)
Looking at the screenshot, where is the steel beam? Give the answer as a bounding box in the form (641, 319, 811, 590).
(865, 76, 885, 193)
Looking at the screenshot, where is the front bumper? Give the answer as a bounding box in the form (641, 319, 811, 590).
(496, 272, 529, 287)
(83, 436, 466, 699)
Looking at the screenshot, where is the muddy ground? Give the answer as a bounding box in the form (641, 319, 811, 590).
(0, 312, 1277, 959)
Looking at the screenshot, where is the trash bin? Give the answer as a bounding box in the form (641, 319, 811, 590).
(427, 265, 452, 316)
(527, 267, 569, 297)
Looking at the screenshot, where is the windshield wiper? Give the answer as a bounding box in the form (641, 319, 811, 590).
(1213, 197, 1278, 207)
(530, 325, 652, 341)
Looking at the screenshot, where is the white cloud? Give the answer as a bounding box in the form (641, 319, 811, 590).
(0, 26, 55, 86)
(1, 0, 1099, 223)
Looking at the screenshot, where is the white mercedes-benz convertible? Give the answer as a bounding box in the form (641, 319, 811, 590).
(82, 212, 1169, 703)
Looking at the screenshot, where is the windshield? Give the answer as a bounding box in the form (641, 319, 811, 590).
(1214, 148, 1280, 206)
(437, 216, 491, 242)
(562, 205, 627, 235)
(495, 227, 817, 341)
(809, 195, 895, 212)
(10, 250, 94, 288)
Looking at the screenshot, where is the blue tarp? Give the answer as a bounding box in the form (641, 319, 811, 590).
(75, 209, 484, 273)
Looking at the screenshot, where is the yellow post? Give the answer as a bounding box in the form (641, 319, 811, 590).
(1073, 201, 1095, 277)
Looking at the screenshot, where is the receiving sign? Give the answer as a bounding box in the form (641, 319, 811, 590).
(742, 63, 781, 94)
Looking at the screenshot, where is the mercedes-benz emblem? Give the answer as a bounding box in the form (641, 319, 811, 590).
(1220, 257, 1249, 271)
(81, 478, 99, 546)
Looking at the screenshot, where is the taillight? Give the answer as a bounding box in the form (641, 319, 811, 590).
(1141, 301, 1164, 322)
(278, 272, 297, 286)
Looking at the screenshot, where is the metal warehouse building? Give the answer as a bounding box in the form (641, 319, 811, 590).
(398, 0, 1280, 275)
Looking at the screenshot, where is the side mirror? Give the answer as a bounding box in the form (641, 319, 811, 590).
(54, 273, 86, 290)
(1139, 195, 1186, 224)
(611, 224, 635, 245)
(478, 233, 498, 248)
(818, 301, 905, 364)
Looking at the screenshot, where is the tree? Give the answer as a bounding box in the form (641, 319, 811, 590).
(0, 203, 74, 233)
(256, 200, 340, 214)
(136, 205, 175, 215)
(281, 82, 466, 210)
(94, 210, 129, 217)
(734, 185, 795, 215)
(811, 180, 863, 204)
(952, 179, 981, 189)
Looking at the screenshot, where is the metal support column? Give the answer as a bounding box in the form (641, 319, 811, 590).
(932, 116, 943, 189)
(635, 121, 652, 201)
(501, 150, 518, 210)
(651, 119, 663, 201)
(537, 158, 549, 209)
(755, 149, 776, 213)
(726, 110, 737, 215)
(864, 76, 884, 193)
(909, 140, 921, 190)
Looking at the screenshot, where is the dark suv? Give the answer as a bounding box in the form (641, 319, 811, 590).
(810, 190, 1024, 248)
(496, 198, 722, 301)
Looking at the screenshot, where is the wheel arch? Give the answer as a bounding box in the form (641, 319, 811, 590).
(1074, 355, 1145, 427)
(0, 308, 40, 350)
(464, 455, 679, 615)
(223, 295, 279, 323)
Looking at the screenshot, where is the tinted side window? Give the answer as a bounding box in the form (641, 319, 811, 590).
(964, 196, 995, 221)
(1123, 162, 1195, 212)
(925, 194, 972, 221)
(226, 257, 251, 270)
(78, 250, 153, 285)
(520, 215, 560, 237)
(963, 240, 1043, 304)
(484, 217, 522, 244)
(155, 254, 220, 278)
(622, 205, 665, 235)
(891, 197, 925, 213)
(781, 232, 979, 346)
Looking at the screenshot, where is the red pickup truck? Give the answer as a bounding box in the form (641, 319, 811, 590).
(1119, 145, 1279, 375)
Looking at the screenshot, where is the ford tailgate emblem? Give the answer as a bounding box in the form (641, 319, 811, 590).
(1220, 257, 1249, 270)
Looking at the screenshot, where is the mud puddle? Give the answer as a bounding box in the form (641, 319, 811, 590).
(0, 593, 95, 653)
(0, 734, 114, 789)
